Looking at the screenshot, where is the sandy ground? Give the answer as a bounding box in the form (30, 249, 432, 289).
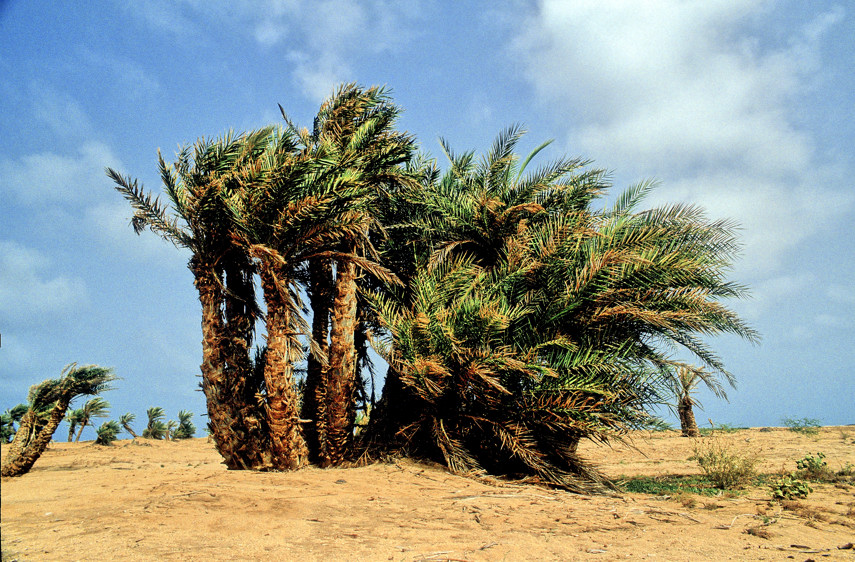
(2, 427, 854, 561)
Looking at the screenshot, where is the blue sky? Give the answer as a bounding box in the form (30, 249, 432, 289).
(1, 0, 852, 440)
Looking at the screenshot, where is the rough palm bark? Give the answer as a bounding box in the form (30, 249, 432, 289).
(1, 397, 71, 477)
(678, 396, 700, 437)
(258, 264, 309, 470)
(302, 257, 333, 462)
(320, 255, 360, 466)
(195, 262, 270, 470)
(5, 410, 36, 465)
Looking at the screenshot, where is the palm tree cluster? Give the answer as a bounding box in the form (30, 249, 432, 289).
(1, 403, 28, 443)
(109, 84, 756, 490)
(2, 363, 115, 477)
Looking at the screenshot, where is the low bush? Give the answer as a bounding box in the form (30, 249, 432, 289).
(782, 417, 821, 435)
(691, 436, 759, 489)
(796, 452, 831, 480)
(770, 474, 812, 500)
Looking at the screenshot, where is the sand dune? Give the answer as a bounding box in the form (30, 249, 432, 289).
(2, 427, 853, 560)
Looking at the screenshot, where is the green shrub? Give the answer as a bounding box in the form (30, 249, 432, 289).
(770, 474, 812, 500)
(796, 452, 830, 480)
(691, 436, 759, 489)
(782, 417, 821, 435)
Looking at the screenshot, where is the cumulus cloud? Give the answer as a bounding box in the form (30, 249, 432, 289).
(0, 241, 88, 326)
(513, 1, 852, 277)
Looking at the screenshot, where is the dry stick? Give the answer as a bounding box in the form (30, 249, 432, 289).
(714, 513, 759, 529)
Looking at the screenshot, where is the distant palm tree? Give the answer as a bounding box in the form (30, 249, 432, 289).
(1, 404, 28, 444)
(119, 413, 139, 438)
(66, 408, 84, 442)
(142, 407, 167, 440)
(172, 410, 196, 440)
(74, 397, 110, 442)
(165, 420, 178, 441)
(2, 364, 116, 477)
(665, 364, 732, 437)
(95, 420, 122, 445)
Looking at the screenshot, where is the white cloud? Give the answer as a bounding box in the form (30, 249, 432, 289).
(0, 241, 88, 326)
(79, 49, 162, 97)
(514, 1, 852, 276)
(128, 0, 425, 101)
(0, 141, 121, 207)
(28, 84, 97, 140)
(85, 200, 191, 265)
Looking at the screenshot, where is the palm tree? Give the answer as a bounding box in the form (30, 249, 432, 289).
(74, 397, 110, 442)
(66, 408, 84, 442)
(2, 364, 116, 477)
(108, 131, 272, 469)
(665, 364, 731, 437)
(289, 83, 415, 467)
(95, 420, 122, 445)
(119, 413, 139, 438)
(165, 420, 178, 441)
(363, 129, 758, 490)
(142, 407, 167, 440)
(1, 404, 28, 443)
(172, 410, 196, 440)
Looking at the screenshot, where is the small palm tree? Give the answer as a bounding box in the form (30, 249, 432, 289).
(665, 365, 732, 437)
(2, 364, 116, 477)
(172, 410, 196, 440)
(74, 397, 111, 442)
(142, 407, 167, 439)
(66, 408, 84, 442)
(95, 420, 122, 445)
(1, 404, 28, 443)
(119, 413, 139, 438)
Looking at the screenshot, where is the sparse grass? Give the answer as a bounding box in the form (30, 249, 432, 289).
(698, 422, 743, 436)
(620, 474, 723, 496)
(782, 417, 822, 436)
(691, 435, 759, 489)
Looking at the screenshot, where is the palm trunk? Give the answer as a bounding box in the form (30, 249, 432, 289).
(259, 265, 309, 470)
(124, 425, 139, 439)
(67, 424, 76, 442)
(75, 421, 86, 442)
(1, 398, 70, 477)
(678, 397, 699, 437)
(302, 258, 332, 462)
(320, 255, 360, 467)
(194, 262, 270, 470)
(5, 410, 36, 463)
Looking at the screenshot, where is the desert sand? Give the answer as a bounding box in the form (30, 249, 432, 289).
(2, 427, 853, 561)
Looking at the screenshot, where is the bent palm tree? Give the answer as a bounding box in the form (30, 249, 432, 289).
(74, 397, 110, 442)
(142, 407, 167, 439)
(2, 364, 116, 477)
(119, 413, 139, 438)
(66, 408, 84, 442)
(173, 410, 196, 439)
